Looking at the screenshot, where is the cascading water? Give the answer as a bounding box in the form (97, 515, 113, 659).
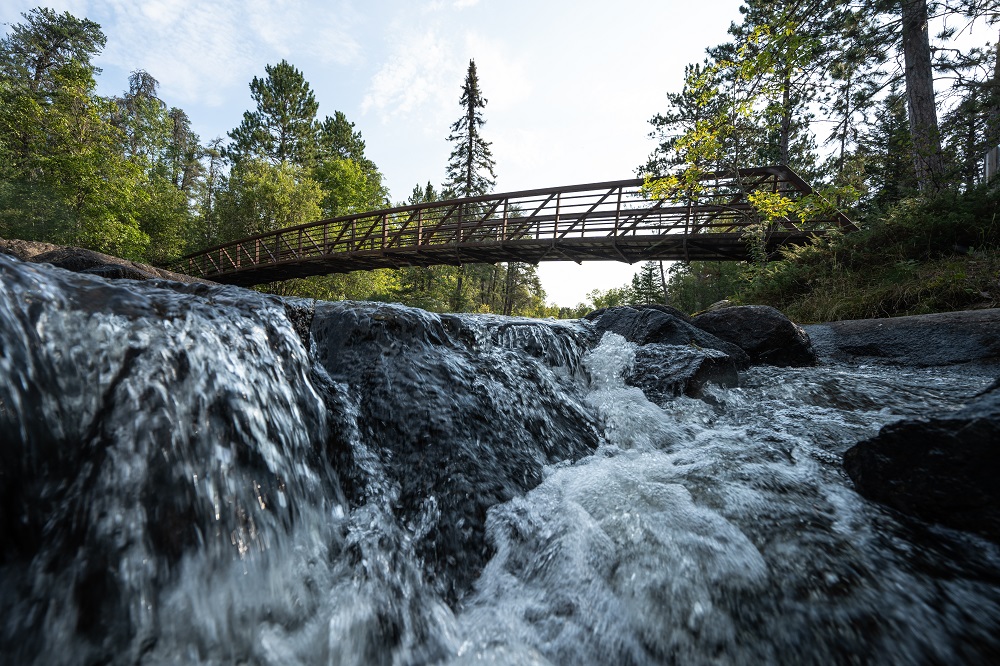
(0, 252, 998, 665)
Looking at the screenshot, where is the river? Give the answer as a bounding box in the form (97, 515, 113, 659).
(0, 253, 997, 665)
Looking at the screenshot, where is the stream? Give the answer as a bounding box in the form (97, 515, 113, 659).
(0, 253, 998, 665)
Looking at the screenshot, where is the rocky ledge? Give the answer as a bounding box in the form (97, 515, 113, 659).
(0, 237, 213, 284)
(804, 309, 1000, 371)
(816, 310, 1000, 543)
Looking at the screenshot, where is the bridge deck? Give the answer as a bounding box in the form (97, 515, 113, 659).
(174, 166, 854, 286)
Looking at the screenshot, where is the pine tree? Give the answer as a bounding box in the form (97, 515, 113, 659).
(227, 60, 319, 166)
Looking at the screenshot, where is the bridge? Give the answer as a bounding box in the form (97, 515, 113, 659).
(173, 165, 854, 286)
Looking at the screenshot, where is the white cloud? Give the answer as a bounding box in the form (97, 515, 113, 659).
(361, 29, 460, 122)
(86, 0, 362, 107)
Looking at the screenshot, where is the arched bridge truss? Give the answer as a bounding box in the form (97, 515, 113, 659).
(174, 165, 855, 286)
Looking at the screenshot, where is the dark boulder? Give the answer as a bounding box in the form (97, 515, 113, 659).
(21, 242, 213, 284)
(33, 247, 127, 273)
(692, 305, 817, 367)
(632, 303, 693, 322)
(843, 383, 1000, 542)
(587, 306, 750, 369)
(310, 301, 601, 602)
(624, 344, 738, 403)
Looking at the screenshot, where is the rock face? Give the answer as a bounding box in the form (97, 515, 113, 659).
(624, 344, 739, 403)
(692, 305, 817, 367)
(843, 383, 1000, 542)
(585, 306, 751, 369)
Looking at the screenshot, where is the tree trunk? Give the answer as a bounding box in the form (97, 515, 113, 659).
(987, 29, 1000, 150)
(779, 66, 792, 167)
(986, 30, 1000, 182)
(901, 0, 946, 191)
(658, 261, 669, 306)
(503, 262, 517, 316)
(453, 265, 465, 311)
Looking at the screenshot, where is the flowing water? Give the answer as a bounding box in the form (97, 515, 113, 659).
(1, 253, 998, 665)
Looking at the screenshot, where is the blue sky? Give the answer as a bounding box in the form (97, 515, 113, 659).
(4, 0, 745, 306)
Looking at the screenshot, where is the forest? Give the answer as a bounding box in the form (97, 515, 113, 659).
(602, 0, 1000, 321)
(1, 2, 999, 320)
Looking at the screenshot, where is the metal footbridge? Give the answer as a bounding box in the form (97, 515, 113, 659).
(173, 165, 854, 286)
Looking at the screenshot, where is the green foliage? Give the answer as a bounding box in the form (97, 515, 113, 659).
(0, 52, 150, 258)
(215, 159, 323, 240)
(313, 157, 388, 218)
(738, 186, 1000, 321)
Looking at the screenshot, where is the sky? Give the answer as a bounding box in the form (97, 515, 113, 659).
(3, 0, 747, 307)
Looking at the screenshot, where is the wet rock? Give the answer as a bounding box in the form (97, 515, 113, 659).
(586, 306, 750, 369)
(282, 298, 316, 350)
(803, 309, 1000, 369)
(310, 301, 601, 602)
(81, 264, 154, 280)
(843, 383, 1000, 542)
(692, 305, 816, 367)
(624, 344, 738, 403)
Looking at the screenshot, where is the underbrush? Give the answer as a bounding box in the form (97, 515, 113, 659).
(732, 184, 1000, 322)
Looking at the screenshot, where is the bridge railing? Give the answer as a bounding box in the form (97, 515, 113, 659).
(174, 165, 852, 280)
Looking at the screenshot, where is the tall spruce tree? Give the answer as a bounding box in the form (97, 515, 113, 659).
(444, 59, 496, 198)
(442, 59, 497, 311)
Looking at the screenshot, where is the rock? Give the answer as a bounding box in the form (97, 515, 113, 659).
(843, 383, 1000, 542)
(0, 237, 62, 261)
(692, 305, 816, 367)
(624, 344, 739, 403)
(803, 309, 1000, 369)
(81, 264, 154, 280)
(310, 301, 601, 601)
(32, 247, 115, 273)
(704, 299, 733, 312)
(4, 238, 214, 284)
(587, 306, 750, 369)
(632, 303, 693, 322)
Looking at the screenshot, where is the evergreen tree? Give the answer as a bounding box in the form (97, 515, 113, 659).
(444, 59, 496, 198)
(313, 110, 388, 218)
(0, 7, 104, 96)
(317, 111, 368, 163)
(227, 60, 319, 166)
(442, 59, 497, 311)
(630, 261, 667, 305)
